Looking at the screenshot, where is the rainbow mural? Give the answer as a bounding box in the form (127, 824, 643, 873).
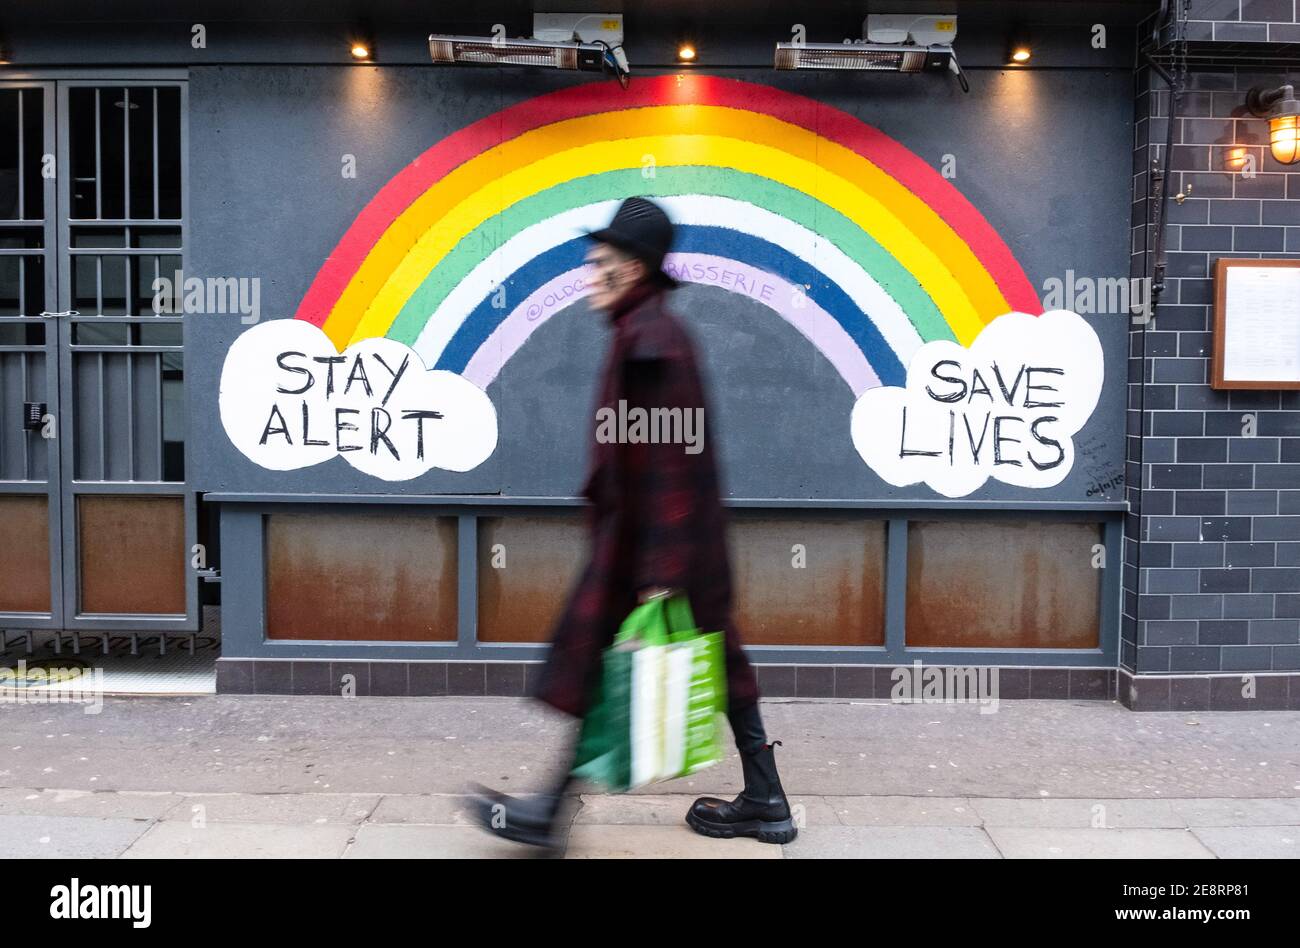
(294, 75, 1040, 397)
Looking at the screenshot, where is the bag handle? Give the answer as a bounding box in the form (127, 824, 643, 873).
(614, 592, 698, 648)
(663, 593, 697, 637)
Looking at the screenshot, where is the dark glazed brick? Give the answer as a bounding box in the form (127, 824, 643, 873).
(1130, 676, 1171, 711)
(1069, 669, 1111, 700)
(409, 662, 448, 696)
(757, 665, 796, 697)
(1186, 1, 1237, 21)
(1196, 569, 1248, 592)
(995, 668, 1030, 699)
(1241, 0, 1295, 21)
(330, 662, 371, 696)
(1144, 642, 1175, 671)
(1225, 542, 1275, 567)
(1170, 595, 1223, 620)
(1198, 620, 1249, 644)
(1169, 646, 1222, 671)
(1029, 668, 1069, 698)
(446, 662, 485, 695)
(1221, 646, 1274, 670)
(872, 666, 900, 700)
(371, 662, 410, 696)
(254, 660, 293, 695)
(1203, 464, 1253, 489)
(1176, 438, 1228, 463)
(215, 660, 254, 695)
(1172, 541, 1224, 567)
(795, 665, 835, 697)
(291, 661, 332, 695)
(1210, 675, 1263, 710)
(1223, 594, 1276, 618)
(1201, 517, 1251, 541)
(485, 662, 525, 696)
(1251, 674, 1290, 709)
(1170, 675, 1210, 711)
(834, 666, 875, 698)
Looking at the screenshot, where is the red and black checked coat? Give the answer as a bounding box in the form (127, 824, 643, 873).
(530, 279, 761, 718)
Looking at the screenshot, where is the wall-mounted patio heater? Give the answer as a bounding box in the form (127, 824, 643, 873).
(775, 13, 968, 90)
(429, 13, 631, 87)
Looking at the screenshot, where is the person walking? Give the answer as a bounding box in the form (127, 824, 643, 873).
(467, 196, 796, 851)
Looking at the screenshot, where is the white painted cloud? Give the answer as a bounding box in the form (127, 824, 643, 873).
(851, 309, 1104, 498)
(220, 319, 497, 481)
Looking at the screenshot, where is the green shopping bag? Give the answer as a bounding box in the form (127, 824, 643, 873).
(570, 593, 726, 792)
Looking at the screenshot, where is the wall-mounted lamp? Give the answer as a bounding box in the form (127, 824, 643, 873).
(350, 42, 372, 60)
(1247, 84, 1300, 165)
(677, 43, 697, 63)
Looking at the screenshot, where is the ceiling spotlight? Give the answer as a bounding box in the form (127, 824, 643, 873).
(1246, 84, 1300, 165)
(1007, 25, 1031, 65)
(677, 43, 696, 63)
(350, 43, 371, 60)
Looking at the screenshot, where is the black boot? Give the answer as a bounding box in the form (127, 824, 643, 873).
(685, 702, 797, 844)
(466, 766, 577, 853)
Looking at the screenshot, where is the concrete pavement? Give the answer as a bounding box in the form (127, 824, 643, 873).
(0, 694, 1296, 858)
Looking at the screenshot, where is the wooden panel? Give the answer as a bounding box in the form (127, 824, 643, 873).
(265, 511, 456, 641)
(477, 515, 586, 643)
(0, 495, 51, 613)
(730, 517, 886, 646)
(78, 494, 185, 614)
(906, 520, 1101, 649)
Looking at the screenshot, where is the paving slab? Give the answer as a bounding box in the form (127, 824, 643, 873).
(1189, 826, 1299, 858)
(782, 826, 1001, 859)
(986, 827, 1218, 859)
(120, 821, 354, 858)
(563, 824, 784, 858)
(158, 792, 380, 825)
(824, 796, 981, 826)
(344, 823, 556, 859)
(0, 814, 152, 858)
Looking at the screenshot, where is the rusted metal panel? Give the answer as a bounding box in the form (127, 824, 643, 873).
(78, 494, 185, 614)
(906, 520, 1102, 649)
(729, 516, 886, 646)
(265, 511, 456, 641)
(0, 495, 51, 613)
(477, 515, 586, 643)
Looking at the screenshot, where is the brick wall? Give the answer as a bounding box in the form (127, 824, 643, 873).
(1125, 39, 1300, 709)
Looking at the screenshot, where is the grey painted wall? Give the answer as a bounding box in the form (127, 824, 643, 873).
(186, 64, 1133, 501)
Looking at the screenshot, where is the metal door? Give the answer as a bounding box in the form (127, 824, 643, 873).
(0, 77, 196, 635)
(0, 81, 61, 628)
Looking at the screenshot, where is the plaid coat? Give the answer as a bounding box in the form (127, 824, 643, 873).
(530, 279, 761, 718)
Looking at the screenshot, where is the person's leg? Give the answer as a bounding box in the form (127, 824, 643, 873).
(466, 706, 585, 850)
(684, 695, 797, 844)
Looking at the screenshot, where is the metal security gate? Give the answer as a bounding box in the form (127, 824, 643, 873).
(0, 76, 197, 640)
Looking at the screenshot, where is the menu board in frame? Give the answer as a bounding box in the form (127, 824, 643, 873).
(1212, 258, 1300, 390)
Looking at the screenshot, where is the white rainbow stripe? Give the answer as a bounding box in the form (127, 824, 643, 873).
(411, 195, 925, 376)
(462, 253, 880, 395)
